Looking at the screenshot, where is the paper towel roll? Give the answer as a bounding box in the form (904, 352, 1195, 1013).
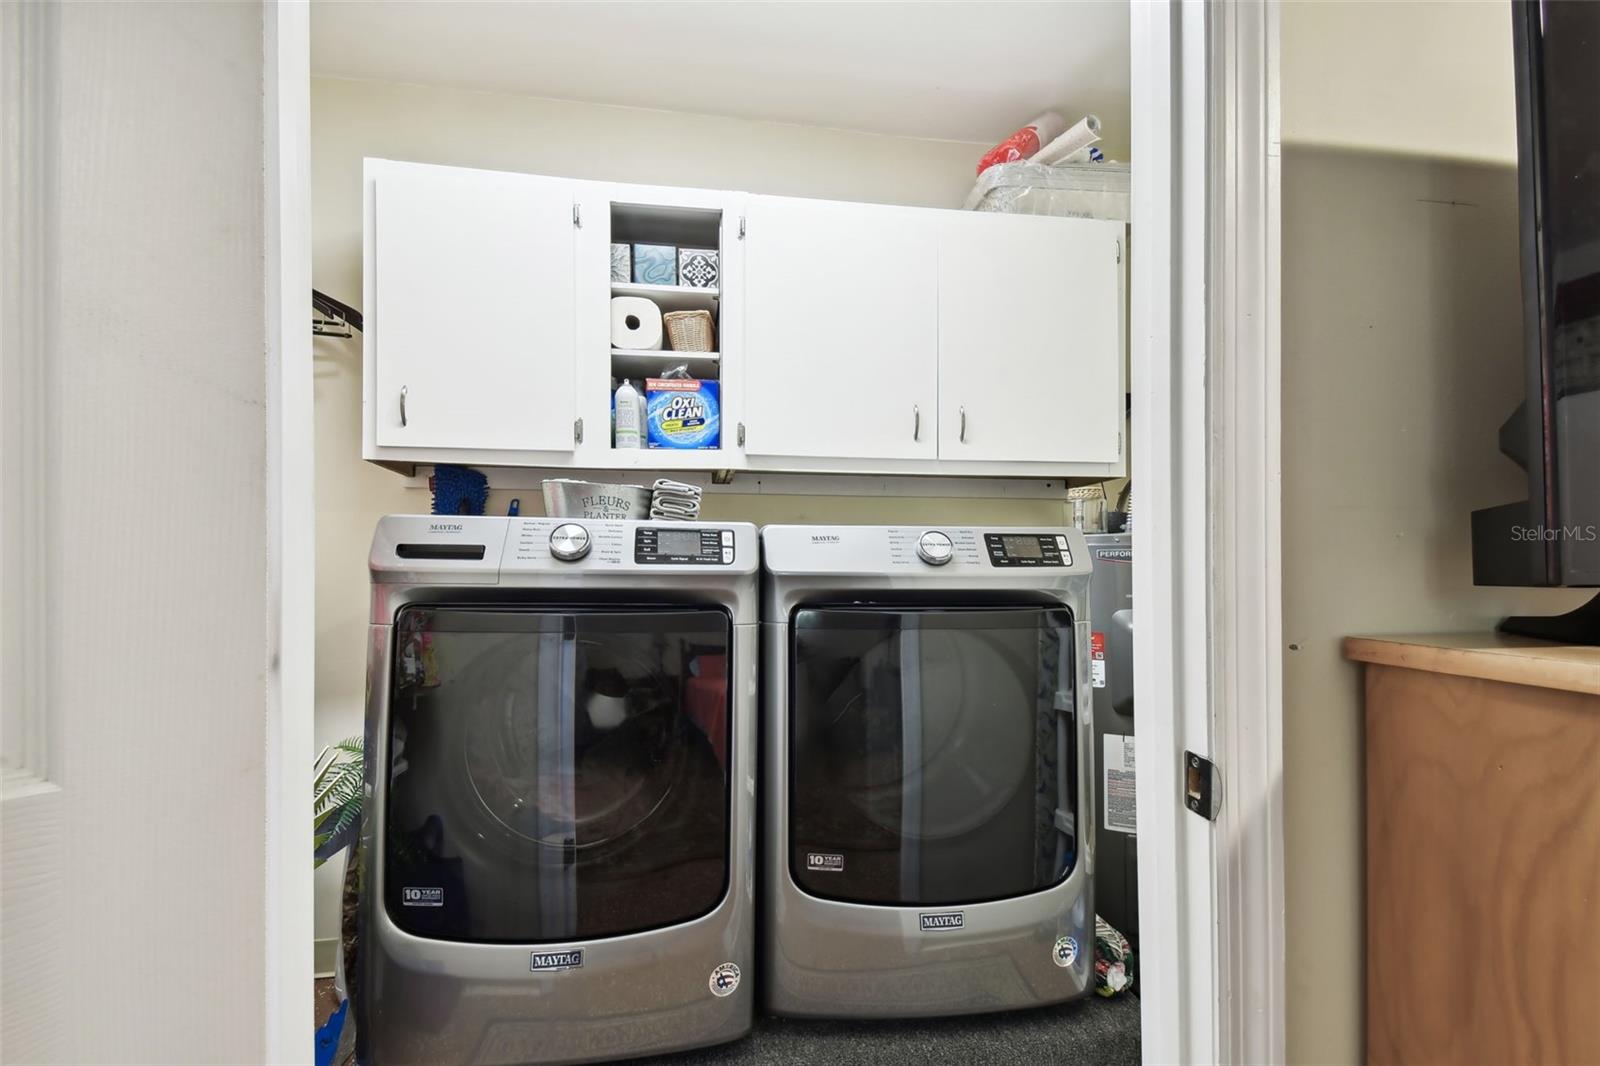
(611, 296, 663, 351)
(1033, 115, 1102, 167)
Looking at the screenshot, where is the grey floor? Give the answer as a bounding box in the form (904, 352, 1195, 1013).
(635, 996, 1141, 1066)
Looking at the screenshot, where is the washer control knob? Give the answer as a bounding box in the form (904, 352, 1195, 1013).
(549, 523, 592, 562)
(917, 530, 954, 566)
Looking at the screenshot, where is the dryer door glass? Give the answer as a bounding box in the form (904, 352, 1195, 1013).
(384, 606, 732, 942)
(789, 606, 1076, 905)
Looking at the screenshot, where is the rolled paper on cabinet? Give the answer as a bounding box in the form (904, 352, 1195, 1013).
(611, 296, 664, 350)
(1033, 115, 1102, 167)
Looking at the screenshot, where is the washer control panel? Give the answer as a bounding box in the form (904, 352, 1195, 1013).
(916, 530, 954, 565)
(984, 532, 1073, 567)
(635, 525, 736, 565)
(548, 523, 592, 562)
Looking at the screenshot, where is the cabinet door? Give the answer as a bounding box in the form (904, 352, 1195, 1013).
(742, 196, 937, 460)
(373, 165, 576, 451)
(937, 213, 1123, 464)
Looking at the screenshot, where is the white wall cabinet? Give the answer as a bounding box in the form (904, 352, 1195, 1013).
(743, 196, 939, 461)
(368, 163, 577, 453)
(937, 212, 1124, 464)
(364, 159, 1126, 479)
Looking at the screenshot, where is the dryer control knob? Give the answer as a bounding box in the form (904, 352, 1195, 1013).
(549, 523, 592, 562)
(917, 530, 954, 566)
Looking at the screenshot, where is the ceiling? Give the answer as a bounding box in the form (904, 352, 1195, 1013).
(311, 1, 1130, 151)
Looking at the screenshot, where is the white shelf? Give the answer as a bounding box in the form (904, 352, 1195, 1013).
(611, 349, 720, 380)
(600, 447, 730, 470)
(611, 282, 719, 313)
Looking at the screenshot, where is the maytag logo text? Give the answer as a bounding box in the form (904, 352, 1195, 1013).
(919, 912, 964, 931)
(530, 950, 584, 972)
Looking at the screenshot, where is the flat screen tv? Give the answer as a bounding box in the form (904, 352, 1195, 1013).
(1471, 0, 1600, 642)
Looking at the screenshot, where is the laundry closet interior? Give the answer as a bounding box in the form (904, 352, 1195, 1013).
(309, 4, 1142, 1063)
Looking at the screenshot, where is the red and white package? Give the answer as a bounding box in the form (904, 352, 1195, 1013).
(976, 111, 1068, 175)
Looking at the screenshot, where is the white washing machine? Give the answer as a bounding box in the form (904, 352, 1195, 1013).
(359, 516, 758, 1065)
(760, 524, 1095, 1018)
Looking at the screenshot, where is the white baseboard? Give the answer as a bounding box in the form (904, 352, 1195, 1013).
(314, 937, 339, 979)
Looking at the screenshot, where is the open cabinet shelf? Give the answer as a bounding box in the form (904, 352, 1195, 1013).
(605, 196, 728, 460)
(610, 282, 719, 314)
(611, 349, 721, 380)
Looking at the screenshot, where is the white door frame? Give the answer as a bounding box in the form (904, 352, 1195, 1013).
(1130, 2, 1284, 1063)
(252, 2, 1284, 1060)
(265, 1, 316, 1062)
(1208, 3, 1285, 1063)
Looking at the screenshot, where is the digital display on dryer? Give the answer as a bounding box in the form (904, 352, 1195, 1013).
(1001, 535, 1044, 559)
(634, 526, 734, 565)
(657, 530, 701, 557)
(984, 533, 1070, 567)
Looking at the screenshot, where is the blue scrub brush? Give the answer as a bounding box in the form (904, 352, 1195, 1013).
(430, 464, 488, 516)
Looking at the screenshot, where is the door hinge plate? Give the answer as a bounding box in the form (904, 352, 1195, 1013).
(1184, 751, 1221, 821)
(573, 204, 582, 228)
(574, 417, 584, 444)
(738, 215, 746, 240)
(736, 422, 746, 446)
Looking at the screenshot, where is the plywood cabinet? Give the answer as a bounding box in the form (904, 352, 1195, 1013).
(1346, 635, 1600, 1066)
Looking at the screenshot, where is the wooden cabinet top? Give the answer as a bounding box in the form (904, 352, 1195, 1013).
(1344, 632, 1600, 696)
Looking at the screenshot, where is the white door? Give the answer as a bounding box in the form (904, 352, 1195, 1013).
(741, 196, 937, 460)
(937, 212, 1124, 464)
(372, 164, 576, 452)
(4, 2, 312, 1061)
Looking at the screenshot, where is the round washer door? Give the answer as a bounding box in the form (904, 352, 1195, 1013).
(384, 605, 733, 943)
(789, 605, 1076, 906)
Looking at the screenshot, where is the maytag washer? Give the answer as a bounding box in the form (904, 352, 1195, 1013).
(760, 524, 1095, 1018)
(359, 516, 758, 1065)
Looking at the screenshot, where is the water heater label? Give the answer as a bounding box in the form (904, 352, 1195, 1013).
(805, 852, 845, 873)
(1103, 735, 1137, 834)
(1091, 632, 1107, 689)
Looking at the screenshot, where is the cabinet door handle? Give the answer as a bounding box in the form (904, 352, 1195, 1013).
(959, 406, 966, 443)
(913, 404, 920, 441)
(400, 385, 408, 428)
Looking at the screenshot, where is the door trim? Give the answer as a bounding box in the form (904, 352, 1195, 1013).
(1131, 2, 1286, 1064)
(1209, 3, 1285, 1063)
(265, 3, 315, 1062)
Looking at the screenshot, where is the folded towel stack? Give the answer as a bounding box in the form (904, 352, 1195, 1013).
(650, 478, 703, 521)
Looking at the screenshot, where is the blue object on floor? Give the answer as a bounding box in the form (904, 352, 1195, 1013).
(430, 464, 488, 516)
(315, 999, 347, 1066)
(508, 497, 521, 517)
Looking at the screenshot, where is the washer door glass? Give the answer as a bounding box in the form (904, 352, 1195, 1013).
(385, 606, 732, 943)
(789, 606, 1076, 905)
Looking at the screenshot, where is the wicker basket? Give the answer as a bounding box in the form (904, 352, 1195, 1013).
(663, 310, 716, 352)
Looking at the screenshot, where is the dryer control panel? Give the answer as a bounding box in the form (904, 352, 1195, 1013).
(635, 526, 736, 565)
(984, 532, 1074, 567)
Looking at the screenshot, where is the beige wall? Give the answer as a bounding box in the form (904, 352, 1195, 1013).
(1281, 0, 1518, 164)
(1280, 3, 1588, 1062)
(310, 76, 1071, 951)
